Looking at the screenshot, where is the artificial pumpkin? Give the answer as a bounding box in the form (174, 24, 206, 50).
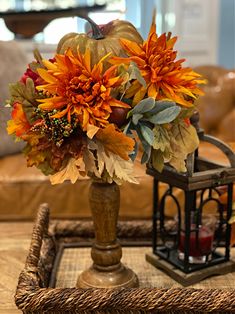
(56, 15, 143, 67)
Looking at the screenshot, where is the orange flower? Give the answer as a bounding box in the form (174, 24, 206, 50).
(7, 102, 31, 137)
(111, 22, 205, 106)
(36, 48, 129, 131)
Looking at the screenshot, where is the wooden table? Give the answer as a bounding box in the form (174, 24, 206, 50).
(0, 222, 33, 314)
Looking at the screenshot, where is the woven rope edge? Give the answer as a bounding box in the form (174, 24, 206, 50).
(15, 205, 235, 313)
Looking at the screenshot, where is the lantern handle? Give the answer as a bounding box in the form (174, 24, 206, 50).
(200, 133, 235, 168)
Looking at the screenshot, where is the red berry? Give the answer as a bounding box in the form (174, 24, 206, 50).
(109, 107, 130, 128)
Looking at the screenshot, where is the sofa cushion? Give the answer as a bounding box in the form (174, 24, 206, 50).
(0, 154, 153, 220)
(1, 141, 232, 221)
(0, 40, 27, 157)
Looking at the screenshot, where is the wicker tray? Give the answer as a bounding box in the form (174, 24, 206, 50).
(15, 204, 235, 313)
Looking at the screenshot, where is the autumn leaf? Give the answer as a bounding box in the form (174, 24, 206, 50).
(85, 140, 138, 184)
(98, 146, 138, 184)
(26, 148, 47, 167)
(7, 102, 31, 137)
(153, 125, 171, 152)
(86, 124, 100, 139)
(9, 78, 36, 105)
(83, 145, 101, 178)
(95, 124, 135, 160)
(169, 123, 199, 172)
(50, 158, 86, 185)
(151, 149, 164, 172)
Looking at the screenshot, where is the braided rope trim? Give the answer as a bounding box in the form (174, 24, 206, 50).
(15, 205, 235, 313)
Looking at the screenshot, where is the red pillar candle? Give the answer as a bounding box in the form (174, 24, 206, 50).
(179, 225, 214, 261)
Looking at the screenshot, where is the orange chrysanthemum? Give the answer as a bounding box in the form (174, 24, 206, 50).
(36, 48, 129, 131)
(111, 22, 205, 106)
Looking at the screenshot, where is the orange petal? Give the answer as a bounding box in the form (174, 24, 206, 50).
(119, 38, 143, 56)
(109, 98, 130, 108)
(37, 68, 58, 84)
(148, 83, 158, 99)
(133, 86, 147, 105)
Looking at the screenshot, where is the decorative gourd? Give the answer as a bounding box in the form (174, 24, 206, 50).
(57, 16, 143, 67)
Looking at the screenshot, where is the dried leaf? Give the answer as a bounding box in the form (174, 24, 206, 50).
(9, 79, 38, 123)
(87, 140, 104, 176)
(9, 78, 36, 106)
(83, 148, 98, 175)
(50, 158, 86, 185)
(169, 123, 199, 172)
(151, 149, 164, 172)
(86, 140, 137, 184)
(26, 148, 47, 167)
(86, 124, 100, 139)
(96, 124, 135, 161)
(100, 149, 138, 184)
(153, 125, 171, 152)
(128, 61, 147, 87)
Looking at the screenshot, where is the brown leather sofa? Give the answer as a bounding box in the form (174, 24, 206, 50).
(0, 42, 234, 221)
(194, 65, 235, 142)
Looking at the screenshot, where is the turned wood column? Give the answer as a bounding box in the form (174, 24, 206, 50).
(77, 180, 139, 288)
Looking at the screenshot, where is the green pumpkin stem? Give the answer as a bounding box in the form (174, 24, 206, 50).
(82, 15, 105, 40)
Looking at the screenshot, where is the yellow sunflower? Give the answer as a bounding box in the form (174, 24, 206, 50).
(111, 22, 206, 106)
(36, 48, 129, 131)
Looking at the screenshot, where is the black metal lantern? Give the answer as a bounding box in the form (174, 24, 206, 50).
(146, 117, 235, 285)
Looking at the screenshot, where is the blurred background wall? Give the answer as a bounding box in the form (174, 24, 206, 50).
(0, 0, 234, 68)
(219, 0, 235, 68)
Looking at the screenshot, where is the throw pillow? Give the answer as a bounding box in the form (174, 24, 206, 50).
(0, 40, 28, 157)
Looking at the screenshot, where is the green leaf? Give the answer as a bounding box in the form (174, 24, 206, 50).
(128, 62, 147, 87)
(177, 107, 195, 120)
(123, 120, 131, 134)
(128, 97, 155, 117)
(141, 148, 151, 164)
(151, 149, 164, 172)
(153, 125, 171, 151)
(136, 128, 151, 153)
(148, 105, 181, 125)
(132, 113, 143, 125)
(9, 78, 38, 123)
(147, 100, 176, 116)
(129, 140, 138, 161)
(9, 78, 36, 105)
(140, 124, 154, 145)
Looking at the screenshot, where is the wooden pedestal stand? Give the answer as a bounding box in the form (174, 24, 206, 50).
(77, 180, 139, 288)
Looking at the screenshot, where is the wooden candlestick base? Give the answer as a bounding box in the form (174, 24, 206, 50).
(76, 180, 139, 288)
(77, 262, 138, 288)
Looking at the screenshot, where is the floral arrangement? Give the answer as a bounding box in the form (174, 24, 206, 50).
(6, 15, 205, 185)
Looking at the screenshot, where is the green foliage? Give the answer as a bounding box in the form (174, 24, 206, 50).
(148, 105, 181, 124)
(8, 78, 38, 123)
(124, 97, 199, 172)
(125, 98, 181, 164)
(128, 62, 147, 88)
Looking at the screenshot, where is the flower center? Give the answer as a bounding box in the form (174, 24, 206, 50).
(66, 76, 109, 108)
